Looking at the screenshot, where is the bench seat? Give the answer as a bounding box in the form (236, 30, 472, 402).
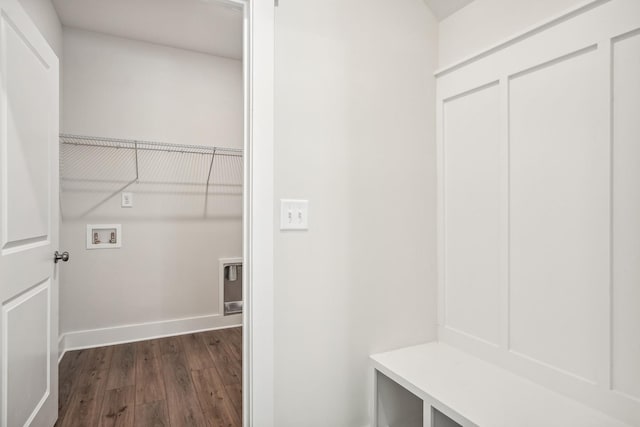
(371, 342, 631, 427)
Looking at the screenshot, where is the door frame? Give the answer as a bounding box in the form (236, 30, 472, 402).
(224, 1, 275, 426)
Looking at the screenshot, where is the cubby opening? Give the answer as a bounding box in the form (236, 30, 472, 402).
(376, 371, 423, 427)
(432, 408, 462, 427)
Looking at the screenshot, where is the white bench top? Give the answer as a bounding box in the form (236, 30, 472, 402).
(371, 342, 631, 427)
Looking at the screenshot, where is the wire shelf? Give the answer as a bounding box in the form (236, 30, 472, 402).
(60, 133, 243, 189)
(59, 134, 243, 219)
(60, 134, 242, 157)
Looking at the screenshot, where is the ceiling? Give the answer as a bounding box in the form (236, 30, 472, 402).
(423, 0, 474, 20)
(52, 0, 472, 59)
(52, 0, 243, 60)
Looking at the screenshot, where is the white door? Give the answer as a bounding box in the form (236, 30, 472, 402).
(0, 0, 60, 426)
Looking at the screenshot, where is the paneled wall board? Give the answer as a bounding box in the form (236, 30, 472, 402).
(611, 29, 640, 400)
(435, 0, 640, 104)
(508, 47, 606, 383)
(443, 82, 501, 346)
(436, 0, 640, 424)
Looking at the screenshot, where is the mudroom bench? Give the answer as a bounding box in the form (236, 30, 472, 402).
(371, 343, 631, 427)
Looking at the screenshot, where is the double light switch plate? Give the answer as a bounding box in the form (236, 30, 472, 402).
(280, 199, 309, 230)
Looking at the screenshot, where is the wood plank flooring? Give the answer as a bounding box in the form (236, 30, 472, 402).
(56, 327, 242, 427)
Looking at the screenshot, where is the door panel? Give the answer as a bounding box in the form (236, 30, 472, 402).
(4, 281, 50, 427)
(0, 0, 59, 426)
(3, 10, 51, 247)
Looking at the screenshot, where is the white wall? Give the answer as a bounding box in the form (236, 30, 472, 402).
(18, 0, 62, 58)
(436, 0, 640, 424)
(62, 27, 242, 147)
(59, 28, 243, 341)
(438, 0, 586, 67)
(274, 0, 438, 425)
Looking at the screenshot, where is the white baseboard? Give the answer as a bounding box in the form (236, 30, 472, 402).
(58, 334, 67, 363)
(58, 313, 242, 362)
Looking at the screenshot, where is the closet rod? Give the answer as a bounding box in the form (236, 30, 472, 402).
(60, 134, 243, 157)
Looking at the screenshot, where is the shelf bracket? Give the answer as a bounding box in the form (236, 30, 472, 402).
(204, 148, 217, 215)
(134, 141, 140, 183)
(206, 148, 217, 193)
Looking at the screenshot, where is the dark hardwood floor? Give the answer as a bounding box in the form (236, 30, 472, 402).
(56, 327, 242, 427)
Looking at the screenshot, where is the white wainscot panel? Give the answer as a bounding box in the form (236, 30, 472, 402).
(612, 29, 640, 400)
(443, 82, 501, 346)
(508, 47, 607, 383)
(3, 281, 50, 427)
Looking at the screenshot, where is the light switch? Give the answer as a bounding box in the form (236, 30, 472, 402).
(280, 199, 309, 230)
(121, 192, 133, 208)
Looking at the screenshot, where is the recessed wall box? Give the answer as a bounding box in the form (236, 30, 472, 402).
(86, 224, 122, 249)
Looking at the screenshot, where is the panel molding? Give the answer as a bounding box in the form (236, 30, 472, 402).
(612, 26, 640, 43)
(509, 348, 597, 386)
(498, 75, 510, 351)
(437, 80, 501, 331)
(443, 325, 499, 349)
(507, 44, 604, 383)
(507, 44, 597, 80)
(598, 36, 614, 393)
(441, 79, 499, 104)
(1, 235, 48, 255)
(436, 1, 640, 424)
(442, 326, 597, 385)
(442, 80, 501, 345)
(0, 12, 8, 253)
(0, 9, 53, 255)
(435, 0, 611, 76)
(439, 323, 640, 423)
(1, 280, 50, 427)
(610, 27, 640, 402)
